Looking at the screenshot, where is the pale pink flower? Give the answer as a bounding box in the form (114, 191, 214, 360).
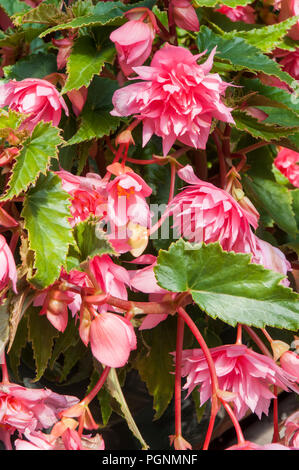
(274, 147, 299, 188)
(110, 8, 158, 77)
(170, 0, 200, 32)
(111, 44, 234, 156)
(253, 236, 291, 287)
(57, 170, 107, 226)
(15, 428, 105, 450)
(0, 78, 69, 131)
(179, 344, 299, 420)
(280, 351, 299, 381)
(165, 165, 258, 254)
(89, 312, 137, 367)
(0, 234, 17, 293)
(0, 383, 79, 449)
(279, 0, 299, 41)
(106, 170, 152, 228)
(216, 5, 256, 23)
(227, 441, 292, 450)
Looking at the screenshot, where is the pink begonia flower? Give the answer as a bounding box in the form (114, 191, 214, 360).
(107, 170, 152, 228)
(15, 428, 105, 451)
(284, 411, 299, 448)
(216, 5, 256, 23)
(253, 236, 291, 287)
(0, 234, 17, 293)
(170, 0, 200, 32)
(110, 8, 158, 77)
(89, 312, 137, 368)
(227, 441, 292, 450)
(179, 344, 299, 420)
(279, 0, 299, 41)
(34, 268, 91, 332)
(111, 44, 234, 156)
(165, 165, 258, 254)
(0, 78, 69, 131)
(129, 256, 171, 330)
(280, 351, 299, 381)
(89, 254, 131, 313)
(0, 383, 79, 449)
(274, 48, 299, 81)
(274, 147, 299, 188)
(57, 170, 107, 226)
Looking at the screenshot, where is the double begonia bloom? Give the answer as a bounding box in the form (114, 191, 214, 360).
(216, 5, 256, 24)
(0, 234, 17, 293)
(179, 344, 299, 420)
(279, 0, 299, 41)
(15, 428, 105, 450)
(0, 78, 69, 131)
(57, 170, 107, 225)
(0, 383, 79, 449)
(165, 165, 258, 254)
(274, 147, 299, 188)
(170, 0, 200, 32)
(111, 44, 234, 156)
(110, 8, 158, 77)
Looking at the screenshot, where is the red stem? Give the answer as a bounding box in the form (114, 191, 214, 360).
(212, 131, 227, 189)
(1, 353, 10, 384)
(83, 366, 111, 406)
(168, 163, 176, 205)
(272, 385, 279, 443)
(174, 316, 185, 439)
(219, 398, 246, 445)
(177, 307, 219, 450)
(242, 325, 273, 358)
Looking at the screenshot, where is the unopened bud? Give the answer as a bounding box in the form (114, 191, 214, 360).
(280, 351, 299, 381)
(271, 340, 290, 362)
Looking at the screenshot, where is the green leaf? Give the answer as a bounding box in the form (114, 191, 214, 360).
(105, 368, 149, 450)
(0, 109, 23, 131)
(1, 122, 62, 201)
(21, 172, 74, 289)
(154, 240, 299, 331)
(197, 26, 294, 86)
(240, 78, 299, 117)
(62, 36, 115, 93)
(27, 305, 60, 381)
(254, 107, 299, 128)
(242, 147, 298, 237)
(71, 219, 116, 265)
(39, 0, 156, 37)
(65, 77, 121, 145)
(49, 314, 79, 369)
(7, 313, 28, 380)
(134, 317, 176, 420)
(232, 16, 299, 53)
(20, 2, 70, 26)
(232, 110, 298, 142)
(0, 0, 29, 16)
(4, 52, 57, 80)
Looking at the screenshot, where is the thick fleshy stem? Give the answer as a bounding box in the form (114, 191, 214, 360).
(236, 324, 243, 345)
(177, 307, 219, 450)
(82, 366, 111, 406)
(212, 130, 227, 189)
(174, 316, 185, 442)
(272, 385, 279, 443)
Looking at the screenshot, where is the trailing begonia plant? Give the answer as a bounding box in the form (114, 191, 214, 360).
(0, 0, 299, 452)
